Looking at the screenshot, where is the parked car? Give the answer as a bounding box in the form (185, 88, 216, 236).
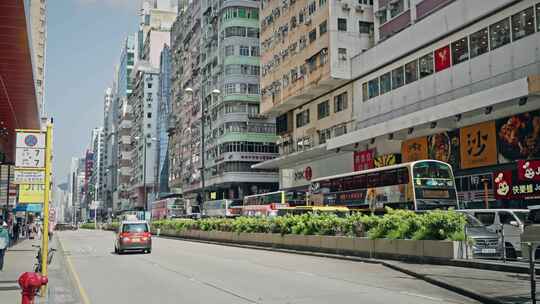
(521, 206, 540, 260)
(463, 213, 502, 259)
(459, 209, 528, 259)
(114, 220, 152, 254)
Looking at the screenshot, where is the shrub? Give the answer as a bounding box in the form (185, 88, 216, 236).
(80, 223, 95, 229)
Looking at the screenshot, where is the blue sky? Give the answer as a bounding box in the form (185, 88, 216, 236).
(46, 0, 139, 183)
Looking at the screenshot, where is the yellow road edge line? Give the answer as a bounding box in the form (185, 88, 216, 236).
(58, 236, 91, 304)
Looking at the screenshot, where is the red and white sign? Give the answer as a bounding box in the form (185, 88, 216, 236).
(304, 166, 312, 181)
(494, 170, 513, 200)
(518, 160, 540, 182)
(434, 45, 451, 72)
(354, 149, 375, 171)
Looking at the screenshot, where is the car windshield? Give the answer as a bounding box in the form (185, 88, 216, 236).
(465, 214, 484, 228)
(514, 211, 528, 224)
(122, 223, 148, 233)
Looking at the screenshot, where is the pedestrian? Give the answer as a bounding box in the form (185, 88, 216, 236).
(0, 221, 9, 271)
(13, 222, 19, 244)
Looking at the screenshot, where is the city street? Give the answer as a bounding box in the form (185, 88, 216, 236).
(58, 229, 478, 304)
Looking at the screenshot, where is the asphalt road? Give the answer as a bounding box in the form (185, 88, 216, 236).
(58, 229, 479, 304)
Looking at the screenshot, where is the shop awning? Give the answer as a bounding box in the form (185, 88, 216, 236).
(0, 1, 41, 161)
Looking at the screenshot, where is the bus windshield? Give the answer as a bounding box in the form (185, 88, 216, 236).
(413, 161, 454, 188)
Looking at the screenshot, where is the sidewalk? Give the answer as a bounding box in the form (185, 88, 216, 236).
(384, 260, 536, 304)
(0, 237, 82, 304)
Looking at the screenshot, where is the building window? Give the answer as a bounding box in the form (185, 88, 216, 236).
(296, 109, 310, 128)
(469, 28, 489, 58)
(225, 45, 235, 56)
(251, 46, 260, 56)
(334, 125, 347, 137)
(419, 53, 434, 78)
(308, 1, 316, 15)
(368, 78, 379, 98)
(318, 128, 331, 144)
(511, 7, 535, 41)
(147, 83, 152, 89)
(224, 26, 246, 37)
(318, 100, 330, 119)
(362, 82, 368, 102)
(147, 112, 152, 118)
(359, 21, 373, 34)
(451, 37, 469, 65)
(309, 29, 317, 43)
(489, 18, 510, 50)
(537, 4, 540, 31)
(240, 46, 249, 56)
(391, 66, 404, 89)
(248, 84, 260, 94)
(404, 60, 418, 84)
(380, 72, 391, 94)
(334, 92, 348, 112)
(319, 0, 327, 6)
(319, 20, 328, 35)
(246, 27, 260, 38)
(225, 83, 235, 94)
(338, 18, 347, 31)
(389, 0, 405, 18)
(338, 48, 347, 60)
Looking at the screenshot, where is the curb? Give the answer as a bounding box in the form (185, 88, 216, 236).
(155, 234, 503, 304)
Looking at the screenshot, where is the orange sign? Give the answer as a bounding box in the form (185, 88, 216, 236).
(401, 137, 428, 162)
(460, 121, 497, 169)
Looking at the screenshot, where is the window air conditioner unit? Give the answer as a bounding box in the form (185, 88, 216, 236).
(342, 3, 350, 11)
(355, 5, 364, 13)
(305, 17, 311, 25)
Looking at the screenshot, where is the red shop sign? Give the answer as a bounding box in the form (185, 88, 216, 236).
(354, 149, 375, 171)
(517, 160, 540, 182)
(493, 170, 514, 200)
(434, 45, 451, 72)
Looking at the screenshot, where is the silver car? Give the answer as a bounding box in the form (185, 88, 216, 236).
(464, 213, 502, 259)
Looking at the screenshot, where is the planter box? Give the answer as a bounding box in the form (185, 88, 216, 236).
(354, 238, 374, 254)
(373, 239, 398, 255)
(305, 235, 322, 248)
(283, 234, 307, 248)
(396, 239, 423, 257)
(320, 236, 338, 250)
(335, 236, 355, 252)
(423, 240, 455, 259)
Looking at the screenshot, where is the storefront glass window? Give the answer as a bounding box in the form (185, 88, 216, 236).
(405, 60, 418, 84)
(391, 66, 404, 89)
(419, 53, 433, 78)
(451, 37, 469, 65)
(490, 18, 511, 50)
(511, 7, 535, 41)
(368, 78, 379, 98)
(380, 72, 391, 94)
(469, 28, 489, 58)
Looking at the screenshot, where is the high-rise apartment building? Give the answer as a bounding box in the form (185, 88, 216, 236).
(114, 34, 137, 212)
(102, 88, 115, 211)
(169, 0, 279, 206)
(28, 0, 47, 117)
(157, 45, 172, 196)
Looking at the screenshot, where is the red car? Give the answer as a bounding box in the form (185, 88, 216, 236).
(114, 221, 152, 254)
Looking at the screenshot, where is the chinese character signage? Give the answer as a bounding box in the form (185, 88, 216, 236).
(428, 130, 460, 170)
(18, 184, 45, 204)
(496, 110, 540, 162)
(374, 154, 401, 168)
(518, 160, 540, 182)
(402, 137, 428, 162)
(434, 45, 451, 72)
(494, 170, 540, 200)
(460, 121, 497, 169)
(354, 149, 375, 171)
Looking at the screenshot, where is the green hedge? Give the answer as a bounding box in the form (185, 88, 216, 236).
(80, 223, 95, 229)
(152, 209, 466, 241)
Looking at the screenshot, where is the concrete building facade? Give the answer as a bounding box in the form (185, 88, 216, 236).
(28, 0, 47, 117)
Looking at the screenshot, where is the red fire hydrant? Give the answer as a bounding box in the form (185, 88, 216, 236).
(18, 272, 48, 304)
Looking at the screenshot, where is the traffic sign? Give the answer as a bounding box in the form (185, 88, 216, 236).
(16, 132, 45, 149)
(13, 170, 45, 184)
(15, 148, 45, 168)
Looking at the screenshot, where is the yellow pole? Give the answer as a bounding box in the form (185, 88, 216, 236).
(40, 122, 53, 296)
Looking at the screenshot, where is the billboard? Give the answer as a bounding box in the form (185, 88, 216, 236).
(459, 121, 497, 169)
(496, 110, 540, 162)
(401, 137, 428, 162)
(427, 130, 460, 170)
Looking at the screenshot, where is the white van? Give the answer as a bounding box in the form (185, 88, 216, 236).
(459, 209, 529, 258)
(521, 206, 540, 260)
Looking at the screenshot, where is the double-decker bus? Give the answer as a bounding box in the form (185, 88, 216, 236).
(242, 190, 306, 216)
(151, 197, 186, 220)
(308, 160, 458, 212)
(202, 199, 243, 218)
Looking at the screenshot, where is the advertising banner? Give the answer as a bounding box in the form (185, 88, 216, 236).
(459, 121, 497, 169)
(18, 184, 45, 204)
(517, 159, 540, 182)
(402, 137, 428, 162)
(374, 154, 401, 168)
(434, 45, 451, 72)
(428, 130, 460, 170)
(494, 170, 540, 200)
(353, 149, 375, 171)
(496, 110, 540, 162)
